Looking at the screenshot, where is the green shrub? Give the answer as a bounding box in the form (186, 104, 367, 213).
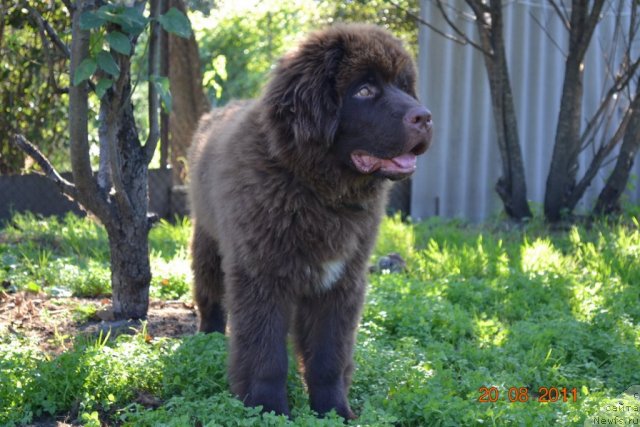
(0, 331, 166, 426)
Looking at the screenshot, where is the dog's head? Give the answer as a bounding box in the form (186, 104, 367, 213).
(263, 24, 432, 181)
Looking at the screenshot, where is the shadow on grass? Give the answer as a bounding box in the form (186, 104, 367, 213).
(362, 219, 640, 425)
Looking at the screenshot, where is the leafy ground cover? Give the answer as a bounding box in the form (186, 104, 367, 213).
(1, 212, 640, 426)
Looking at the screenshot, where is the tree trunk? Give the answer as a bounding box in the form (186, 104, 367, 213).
(105, 87, 153, 319)
(544, 56, 584, 221)
(594, 87, 640, 215)
(107, 221, 151, 319)
(486, 44, 531, 219)
(473, 0, 532, 220)
(544, 0, 605, 222)
(167, 0, 209, 184)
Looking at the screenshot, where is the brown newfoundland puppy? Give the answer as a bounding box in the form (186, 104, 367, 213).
(188, 24, 432, 419)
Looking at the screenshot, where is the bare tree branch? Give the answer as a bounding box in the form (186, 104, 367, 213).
(12, 134, 78, 199)
(22, 1, 72, 95)
(569, 103, 634, 209)
(389, 0, 469, 46)
(547, 0, 570, 31)
(145, 0, 160, 163)
(598, 2, 626, 94)
(529, 10, 567, 58)
(611, 56, 640, 91)
(622, 3, 640, 99)
(574, 0, 605, 60)
(25, 3, 56, 90)
(579, 57, 640, 151)
(594, 81, 640, 214)
(22, 2, 71, 58)
(435, 0, 491, 55)
(584, 0, 606, 44)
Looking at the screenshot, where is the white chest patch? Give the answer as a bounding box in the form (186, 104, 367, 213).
(318, 259, 346, 292)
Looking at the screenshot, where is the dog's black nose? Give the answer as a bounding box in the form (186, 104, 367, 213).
(404, 106, 432, 132)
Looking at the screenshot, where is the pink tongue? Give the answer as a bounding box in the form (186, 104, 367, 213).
(388, 153, 417, 171)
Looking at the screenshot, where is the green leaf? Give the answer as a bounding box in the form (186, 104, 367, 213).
(158, 7, 192, 39)
(94, 4, 124, 25)
(95, 78, 113, 99)
(25, 281, 42, 293)
(119, 7, 149, 36)
(212, 55, 227, 82)
(94, 4, 148, 36)
(106, 31, 131, 55)
(151, 75, 172, 112)
(73, 57, 97, 86)
(89, 31, 105, 57)
(96, 51, 120, 77)
(80, 11, 106, 30)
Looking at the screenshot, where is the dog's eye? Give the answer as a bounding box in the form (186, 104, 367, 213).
(354, 84, 377, 99)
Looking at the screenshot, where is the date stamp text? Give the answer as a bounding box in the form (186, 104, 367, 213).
(478, 386, 578, 403)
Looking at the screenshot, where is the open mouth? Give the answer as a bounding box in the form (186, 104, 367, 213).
(350, 141, 428, 176)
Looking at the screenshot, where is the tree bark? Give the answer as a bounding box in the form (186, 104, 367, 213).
(107, 219, 151, 319)
(544, 0, 605, 222)
(594, 85, 640, 215)
(167, 0, 209, 184)
(544, 55, 584, 221)
(468, 0, 532, 220)
(106, 78, 154, 318)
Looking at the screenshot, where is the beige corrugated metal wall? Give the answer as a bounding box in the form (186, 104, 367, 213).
(413, 0, 640, 221)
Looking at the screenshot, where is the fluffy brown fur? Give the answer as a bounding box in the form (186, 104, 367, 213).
(188, 24, 432, 418)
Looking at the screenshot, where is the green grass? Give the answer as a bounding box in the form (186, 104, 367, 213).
(1, 212, 640, 425)
(0, 212, 191, 299)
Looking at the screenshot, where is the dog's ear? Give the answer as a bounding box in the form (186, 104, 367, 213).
(263, 41, 343, 148)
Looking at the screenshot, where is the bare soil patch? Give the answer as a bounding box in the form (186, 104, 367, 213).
(0, 291, 198, 354)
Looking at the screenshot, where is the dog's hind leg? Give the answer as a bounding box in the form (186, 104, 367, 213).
(191, 223, 227, 333)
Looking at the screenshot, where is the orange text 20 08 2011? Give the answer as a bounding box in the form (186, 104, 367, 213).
(478, 386, 579, 403)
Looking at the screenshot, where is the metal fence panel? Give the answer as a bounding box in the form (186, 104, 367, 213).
(413, 0, 640, 221)
(0, 169, 173, 223)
